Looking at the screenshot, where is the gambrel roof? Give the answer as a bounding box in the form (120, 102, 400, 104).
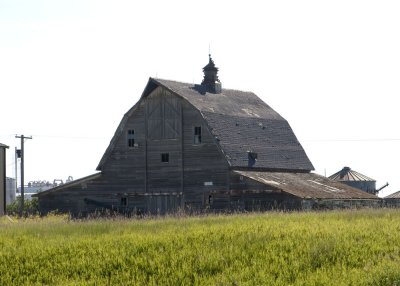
(143, 78, 314, 171)
(98, 77, 314, 171)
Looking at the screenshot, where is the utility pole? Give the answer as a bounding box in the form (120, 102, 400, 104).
(15, 147, 18, 198)
(15, 135, 32, 216)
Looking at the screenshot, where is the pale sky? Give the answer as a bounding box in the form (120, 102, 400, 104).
(1, 0, 399, 197)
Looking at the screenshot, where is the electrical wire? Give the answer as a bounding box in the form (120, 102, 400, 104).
(31, 134, 109, 140)
(4, 133, 400, 142)
(304, 138, 400, 142)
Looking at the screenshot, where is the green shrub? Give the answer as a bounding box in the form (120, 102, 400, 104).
(6, 197, 39, 216)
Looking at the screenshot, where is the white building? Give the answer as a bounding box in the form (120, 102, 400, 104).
(16, 177, 73, 201)
(6, 177, 16, 204)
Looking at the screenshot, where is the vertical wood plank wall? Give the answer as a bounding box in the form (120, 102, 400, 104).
(38, 86, 229, 214)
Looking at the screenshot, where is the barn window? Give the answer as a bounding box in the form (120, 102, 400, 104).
(121, 197, 127, 206)
(127, 129, 135, 147)
(161, 153, 169, 163)
(194, 126, 202, 144)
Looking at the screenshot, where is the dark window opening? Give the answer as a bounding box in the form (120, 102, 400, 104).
(208, 195, 213, 205)
(161, 153, 169, 163)
(194, 126, 202, 144)
(128, 129, 135, 147)
(121, 197, 127, 206)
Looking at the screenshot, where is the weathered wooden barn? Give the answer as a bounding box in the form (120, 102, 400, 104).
(35, 56, 380, 215)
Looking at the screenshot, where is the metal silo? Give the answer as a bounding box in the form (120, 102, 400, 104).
(328, 167, 385, 195)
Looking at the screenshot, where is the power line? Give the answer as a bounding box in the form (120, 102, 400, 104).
(1, 134, 109, 143)
(0, 134, 17, 139)
(303, 138, 400, 143)
(4, 134, 400, 143)
(31, 134, 109, 140)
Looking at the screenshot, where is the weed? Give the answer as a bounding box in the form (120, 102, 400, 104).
(1, 209, 400, 285)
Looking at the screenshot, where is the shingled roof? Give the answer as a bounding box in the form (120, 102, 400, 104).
(143, 78, 314, 171)
(98, 77, 314, 171)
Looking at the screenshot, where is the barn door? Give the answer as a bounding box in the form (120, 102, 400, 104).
(146, 95, 163, 139)
(164, 95, 181, 139)
(146, 88, 181, 140)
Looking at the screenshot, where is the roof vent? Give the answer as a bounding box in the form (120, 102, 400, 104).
(247, 151, 258, 167)
(201, 54, 222, 94)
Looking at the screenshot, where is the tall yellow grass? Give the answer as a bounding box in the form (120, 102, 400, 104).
(1, 209, 400, 285)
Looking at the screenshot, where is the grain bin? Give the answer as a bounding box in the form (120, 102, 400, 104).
(328, 167, 386, 195)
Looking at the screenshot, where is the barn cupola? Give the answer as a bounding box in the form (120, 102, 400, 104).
(201, 54, 222, 94)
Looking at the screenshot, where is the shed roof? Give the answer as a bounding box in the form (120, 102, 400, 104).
(384, 190, 400, 199)
(139, 78, 314, 171)
(0, 143, 9, 149)
(33, 173, 101, 197)
(329, 167, 375, 182)
(236, 171, 379, 200)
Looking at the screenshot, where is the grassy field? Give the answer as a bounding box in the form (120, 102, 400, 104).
(1, 209, 400, 285)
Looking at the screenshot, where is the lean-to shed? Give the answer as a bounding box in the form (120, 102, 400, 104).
(384, 191, 400, 207)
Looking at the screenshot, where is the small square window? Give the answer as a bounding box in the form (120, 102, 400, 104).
(194, 126, 202, 144)
(128, 129, 135, 147)
(121, 197, 127, 206)
(161, 153, 169, 163)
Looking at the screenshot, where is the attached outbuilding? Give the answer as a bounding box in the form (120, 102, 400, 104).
(35, 57, 380, 215)
(384, 191, 400, 208)
(232, 171, 381, 210)
(0, 143, 9, 216)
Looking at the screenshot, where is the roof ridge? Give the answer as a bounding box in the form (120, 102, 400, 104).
(153, 77, 256, 94)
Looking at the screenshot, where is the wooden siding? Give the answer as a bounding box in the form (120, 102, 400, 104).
(38, 86, 229, 214)
(101, 99, 146, 194)
(154, 78, 314, 171)
(181, 98, 229, 210)
(228, 171, 302, 211)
